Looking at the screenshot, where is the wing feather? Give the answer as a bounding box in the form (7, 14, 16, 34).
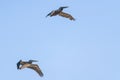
(28, 64, 44, 77)
(59, 12, 75, 20)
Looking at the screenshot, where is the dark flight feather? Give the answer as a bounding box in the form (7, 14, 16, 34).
(59, 12, 75, 20)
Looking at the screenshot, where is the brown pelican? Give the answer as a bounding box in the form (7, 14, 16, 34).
(46, 6, 75, 20)
(17, 60, 43, 77)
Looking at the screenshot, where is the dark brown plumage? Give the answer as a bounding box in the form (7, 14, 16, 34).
(46, 6, 75, 21)
(17, 60, 43, 77)
(59, 12, 75, 20)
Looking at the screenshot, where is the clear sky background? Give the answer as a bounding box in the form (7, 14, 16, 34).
(0, 0, 120, 80)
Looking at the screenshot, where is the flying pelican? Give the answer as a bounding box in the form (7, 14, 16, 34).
(17, 60, 43, 77)
(46, 6, 75, 21)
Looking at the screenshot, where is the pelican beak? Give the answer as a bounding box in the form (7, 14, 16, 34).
(62, 6, 68, 9)
(29, 60, 38, 62)
(33, 60, 38, 62)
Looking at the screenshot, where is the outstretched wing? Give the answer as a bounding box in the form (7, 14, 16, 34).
(28, 64, 44, 77)
(59, 12, 75, 20)
(46, 12, 52, 17)
(46, 11, 54, 17)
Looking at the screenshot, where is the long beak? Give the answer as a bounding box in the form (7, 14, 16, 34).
(29, 60, 38, 62)
(61, 6, 68, 9)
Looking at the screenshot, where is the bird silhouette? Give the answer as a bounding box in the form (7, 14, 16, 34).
(17, 60, 43, 77)
(46, 6, 75, 20)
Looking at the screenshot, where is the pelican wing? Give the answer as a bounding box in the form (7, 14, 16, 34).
(59, 12, 75, 20)
(46, 11, 55, 17)
(28, 64, 43, 77)
(46, 12, 52, 17)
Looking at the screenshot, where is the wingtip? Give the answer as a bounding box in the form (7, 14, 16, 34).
(40, 74, 44, 77)
(70, 17, 75, 21)
(73, 18, 75, 21)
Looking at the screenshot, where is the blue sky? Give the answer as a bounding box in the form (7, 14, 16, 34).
(0, 0, 120, 80)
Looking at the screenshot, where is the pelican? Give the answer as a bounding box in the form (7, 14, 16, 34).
(46, 6, 75, 20)
(17, 60, 43, 77)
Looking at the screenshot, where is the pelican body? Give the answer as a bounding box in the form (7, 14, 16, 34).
(17, 60, 43, 77)
(46, 6, 75, 20)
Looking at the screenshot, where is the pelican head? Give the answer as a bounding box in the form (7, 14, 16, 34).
(17, 60, 22, 69)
